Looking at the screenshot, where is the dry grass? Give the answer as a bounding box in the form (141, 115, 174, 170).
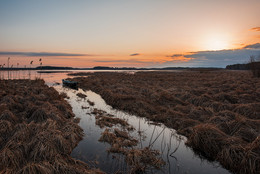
(0, 79, 103, 173)
(77, 93, 87, 99)
(98, 128, 163, 172)
(87, 100, 95, 106)
(71, 70, 260, 174)
(94, 109, 134, 130)
(93, 108, 163, 172)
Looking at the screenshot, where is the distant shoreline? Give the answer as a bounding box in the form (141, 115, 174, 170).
(0, 65, 224, 71)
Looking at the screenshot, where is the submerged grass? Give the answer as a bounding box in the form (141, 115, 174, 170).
(94, 108, 164, 173)
(71, 70, 260, 174)
(0, 79, 103, 173)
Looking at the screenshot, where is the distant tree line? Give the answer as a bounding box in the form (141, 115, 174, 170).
(226, 63, 251, 70)
(226, 55, 260, 77)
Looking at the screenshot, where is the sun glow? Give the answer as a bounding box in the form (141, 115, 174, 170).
(204, 34, 230, 51)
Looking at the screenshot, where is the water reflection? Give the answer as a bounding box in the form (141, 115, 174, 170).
(0, 70, 232, 173)
(55, 86, 231, 174)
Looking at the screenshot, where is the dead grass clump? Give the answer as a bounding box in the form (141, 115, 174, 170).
(87, 100, 95, 106)
(0, 103, 9, 115)
(43, 87, 62, 101)
(125, 147, 165, 171)
(208, 116, 228, 125)
(17, 162, 54, 174)
(114, 128, 129, 139)
(1, 95, 15, 105)
(99, 128, 137, 150)
(0, 146, 26, 170)
(217, 144, 246, 173)
(0, 80, 96, 173)
(247, 137, 260, 155)
(209, 101, 231, 112)
(188, 106, 213, 122)
(62, 123, 84, 147)
(28, 128, 73, 162)
(60, 92, 69, 99)
(121, 139, 138, 147)
(234, 104, 260, 119)
(173, 104, 190, 114)
(99, 128, 117, 144)
(91, 108, 105, 115)
(77, 93, 87, 99)
(215, 93, 238, 104)
(27, 108, 49, 123)
(11, 102, 24, 113)
(9, 126, 33, 145)
(35, 93, 48, 102)
(109, 143, 126, 153)
(217, 110, 236, 120)
(26, 105, 40, 118)
(0, 110, 18, 124)
(207, 116, 233, 134)
(189, 94, 212, 106)
(52, 156, 73, 173)
(0, 120, 13, 140)
(55, 102, 74, 119)
(157, 90, 185, 106)
(223, 122, 243, 137)
(172, 118, 200, 136)
(98, 122, 163, 172)
(233, 125, 258, 142)
(186, 124, 228, 158)
(96, 115, 130, 129)
(218, 138, 260, 174)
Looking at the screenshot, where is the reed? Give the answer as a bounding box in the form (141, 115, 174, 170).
(70, 70, 260, 174)
(0, 79, 100, 173)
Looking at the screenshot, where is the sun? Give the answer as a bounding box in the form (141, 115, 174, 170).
(204, 34, 230, 51)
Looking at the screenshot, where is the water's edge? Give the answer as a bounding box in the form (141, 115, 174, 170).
(54, 85, 231, 174)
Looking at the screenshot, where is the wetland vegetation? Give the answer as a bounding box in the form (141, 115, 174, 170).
(0, 79, 103, 174)
(70, 70, 260, 174)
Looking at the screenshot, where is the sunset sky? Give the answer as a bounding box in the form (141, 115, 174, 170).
(0, 0, 260, 68)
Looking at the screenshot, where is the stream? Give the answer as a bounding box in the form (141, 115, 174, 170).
(54, 86, 231, 174)
(1, 70, 232, 174)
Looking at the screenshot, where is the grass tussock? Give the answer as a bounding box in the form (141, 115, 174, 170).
(93, 108, 164, 172)
(71, 70, 260, 174)
(95, 109, 134, 130)
(76, 93, 87, 99)
(98, 128, 163, 172)
(0, 79, 102, 173)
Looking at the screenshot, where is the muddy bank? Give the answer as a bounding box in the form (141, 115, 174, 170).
(0, 79, 103, 173)
(70, 71, 260, 174)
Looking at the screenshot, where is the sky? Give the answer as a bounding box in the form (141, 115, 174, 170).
(0, 0, 260, 68)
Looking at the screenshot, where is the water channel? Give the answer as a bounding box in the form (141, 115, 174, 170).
(1, 70, 232, 174)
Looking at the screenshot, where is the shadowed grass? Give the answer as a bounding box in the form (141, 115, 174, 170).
(0, 79, 102, 173)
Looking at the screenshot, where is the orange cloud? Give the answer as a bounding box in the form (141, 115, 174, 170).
(251, 27, 260, 32)
(165, 54, 194, 62)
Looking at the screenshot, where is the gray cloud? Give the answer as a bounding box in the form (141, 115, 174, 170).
(162, 43, 260, 67)
(167, 54, 183, 57)
(130, 53, 140, 56)
(0, 51, 94, 57)
(244, 43, 260, 49)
